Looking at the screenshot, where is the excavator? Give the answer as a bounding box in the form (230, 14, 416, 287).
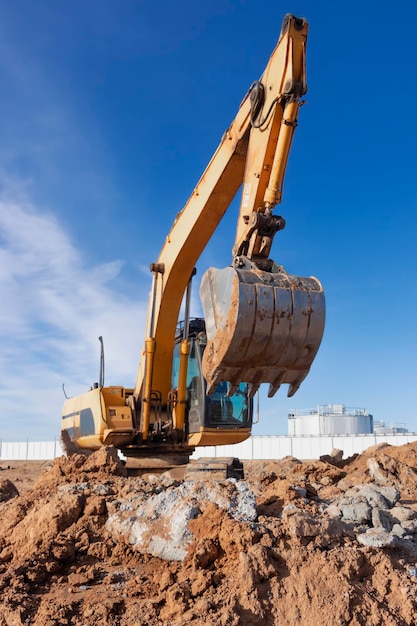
(61, 14, 325, 475)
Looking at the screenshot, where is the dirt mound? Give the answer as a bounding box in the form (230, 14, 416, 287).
(2, 443, 417, 625)
(0, 479, 19, 502)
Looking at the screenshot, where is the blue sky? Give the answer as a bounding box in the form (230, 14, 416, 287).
(1, 0, 417, 441)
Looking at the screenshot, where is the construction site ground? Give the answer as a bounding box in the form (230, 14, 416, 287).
(2, 442, 417, 625)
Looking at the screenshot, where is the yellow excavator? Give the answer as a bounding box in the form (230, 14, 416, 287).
(61, 14, 325, 472)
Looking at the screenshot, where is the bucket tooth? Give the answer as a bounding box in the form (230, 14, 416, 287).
(287, 372, 308, 398)
(268, 383, 281, 398)
(268, 371, 286, 397)
(206, 380, 217, 395)
(205, 366, 224, 395)
(287, 384, 299, 398)
(248, 383, 260, 398)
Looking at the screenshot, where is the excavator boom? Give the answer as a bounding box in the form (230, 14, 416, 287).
(135, 14, 324, 429)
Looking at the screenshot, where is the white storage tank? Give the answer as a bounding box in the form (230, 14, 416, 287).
(288, 404, 373, 436)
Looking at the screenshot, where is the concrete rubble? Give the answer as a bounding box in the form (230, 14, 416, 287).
(106, 478, 257, 561)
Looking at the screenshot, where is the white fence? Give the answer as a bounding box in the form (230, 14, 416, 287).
(1, 433, 417, 462)
(192, 433, 417, 460)
(0, 440, 63, 461)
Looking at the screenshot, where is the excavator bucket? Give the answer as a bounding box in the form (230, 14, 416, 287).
(200, 264, 325, 398)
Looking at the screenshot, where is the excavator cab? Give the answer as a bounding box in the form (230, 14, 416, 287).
(172, 319, 253, 447)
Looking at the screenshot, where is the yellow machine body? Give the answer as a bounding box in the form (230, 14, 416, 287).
(62, 386, 135, 450)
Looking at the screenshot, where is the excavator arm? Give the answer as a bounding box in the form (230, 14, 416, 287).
(134, 14, 324, 439)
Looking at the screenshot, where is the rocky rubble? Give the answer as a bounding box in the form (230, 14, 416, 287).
(106, 477, 257, 561)
(1, 442, 417, 624)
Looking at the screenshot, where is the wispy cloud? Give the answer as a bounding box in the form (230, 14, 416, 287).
(0, 180, 147, 440)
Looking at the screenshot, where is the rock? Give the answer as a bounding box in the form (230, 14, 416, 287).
(321, 517, 353, 542)
(400, 519, 417, 535)
(391, 524, 407, 538)
(329, 448, 344, 461)
(378, 453, 403, 474)
(338, 483, 400, 513)
(335, 483, 402, 532)
(367, 457, 393, 485)
(192, 539, 220, 569)
(336, 497, 371, 524)
(371, 508, 395, 532)
(282, 503, 298, 516)
(320, 448, 344, 466)
(285, 510, 321, 538)
(377, 484, 400, 507)
(391, 506, 417, 523)
(106, 479, 257, 561)
(0, 478, 19, 502)
(357, 529, 396, 548)
(356, 484, 400, 509)
(325, 503, 342, 518)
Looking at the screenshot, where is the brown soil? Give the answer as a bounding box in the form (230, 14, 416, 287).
(2, 443, 417, 625)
